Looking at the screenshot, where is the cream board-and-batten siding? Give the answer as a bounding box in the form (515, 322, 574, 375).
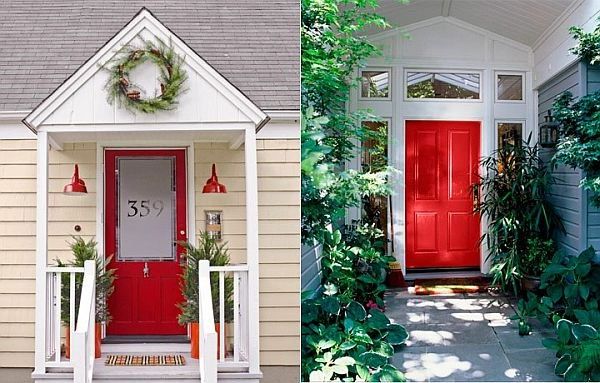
(0, 135, 300, 368)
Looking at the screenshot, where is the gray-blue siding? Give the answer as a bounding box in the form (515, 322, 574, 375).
(538, 62, 586, 255)
(586, 64, 600, 252)
(301, 242, 322, 292)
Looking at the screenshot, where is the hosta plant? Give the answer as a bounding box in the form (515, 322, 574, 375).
(543, 318, 600, 381)
(302, 293, 408, 382)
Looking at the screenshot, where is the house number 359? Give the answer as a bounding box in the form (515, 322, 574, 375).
(127, 199, 164, 217)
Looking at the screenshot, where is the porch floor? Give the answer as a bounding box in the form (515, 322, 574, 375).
(385, 289, 558, 382)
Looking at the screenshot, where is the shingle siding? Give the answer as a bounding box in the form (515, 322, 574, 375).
(0, 1, 300, 111)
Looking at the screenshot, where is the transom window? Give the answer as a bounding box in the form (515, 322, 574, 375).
(406, 71, 480, 100)
(360, 70, 390, 99)
(497, 73, 524, 101)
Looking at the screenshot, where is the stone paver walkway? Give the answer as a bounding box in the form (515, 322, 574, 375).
(385, 289, 558, 382)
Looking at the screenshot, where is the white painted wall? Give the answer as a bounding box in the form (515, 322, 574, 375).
(355, 17, 535, 274)
(533, 0, 600, 89)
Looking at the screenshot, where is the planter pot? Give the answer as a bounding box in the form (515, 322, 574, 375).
(64, 323, 102, 359)
(190, 322, 224, 359)
(520, 275, 541, 293)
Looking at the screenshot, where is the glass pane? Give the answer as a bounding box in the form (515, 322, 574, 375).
(406, 72, 480, 99)
(117, 157, 175, 261)
(361, 71, 390, 98)
(497, 74, 523, 101)
(361, 121, 389, 250)
(497, 122, 523, 149)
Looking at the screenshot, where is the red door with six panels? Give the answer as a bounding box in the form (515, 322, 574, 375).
(105, 149, 187, 335)
(406, 120, 480, 269)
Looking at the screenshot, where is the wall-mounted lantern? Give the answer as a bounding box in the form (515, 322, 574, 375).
(205, 210, 223, 240)
(202, 164, 227, 193)
(539, 110, 560, 148)
(63, 164, 88, 195)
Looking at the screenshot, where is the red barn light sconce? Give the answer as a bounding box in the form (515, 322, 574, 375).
(202, 164, 227, 193)
(63, 164, 88, 195)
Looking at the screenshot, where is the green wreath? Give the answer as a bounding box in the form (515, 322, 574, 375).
(105, 38, 187, 114)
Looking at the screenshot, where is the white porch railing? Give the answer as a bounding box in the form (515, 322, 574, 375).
(73, 261, 96, 382)
(198, 262, 251, 379)
(42, 260, 95, 381)
(198, 260, 217, 382)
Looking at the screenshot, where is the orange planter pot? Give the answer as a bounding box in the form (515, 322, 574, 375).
(64, 323, 102, 359)
(190, 322, 224, 359)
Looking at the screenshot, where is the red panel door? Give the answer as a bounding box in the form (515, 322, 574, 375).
(406, 121, 480, 269)
(105, 149, 187, 335)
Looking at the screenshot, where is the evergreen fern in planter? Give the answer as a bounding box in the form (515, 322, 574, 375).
(56, 236, 115, 358)
(178, 232, 233, 358)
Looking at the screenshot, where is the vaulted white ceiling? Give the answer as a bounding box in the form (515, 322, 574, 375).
(376, 0, 576, 46)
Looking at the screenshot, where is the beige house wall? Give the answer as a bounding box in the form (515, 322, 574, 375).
(0, 138, 300, 368)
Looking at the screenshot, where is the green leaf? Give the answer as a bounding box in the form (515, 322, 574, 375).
(366, 309, 390, 330)
(334, 356, 356, 366)
(572, 323, 598, 341)
(317, 339, 337, 351)
(309, 370, 325, 382)
(579, 285, 591, 301)
(555, 354, 572, 376)
(575, 263, 592, 278)
(565, 284, 578, 299)
(322, 296, 341, 315)
(386, 325, 409, 345)
(548, 284, 563, 303)
(339, 340, 356, 351)
(543, 338, 560, 350)
(352, 328, 374, 345)
(564, 363, 586, 382)
(331, 364, 348, 375)
(357, 351, 388, 368)
(346, 301, 367, 321)
(374, 341, 395, 357)
(557, 319, 573, 343)
(356, 364, 370, 380)
(579, 247, 596, 263)
(370, 364, 406, 382)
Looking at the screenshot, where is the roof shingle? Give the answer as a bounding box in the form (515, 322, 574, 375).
(0, 1, 300, 111)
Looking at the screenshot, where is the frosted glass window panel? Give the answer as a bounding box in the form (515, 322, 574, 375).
(117, 157, 175, 261)
(406, 72, 480, 99)
(497, 74, 523, 101)
(361, 71, 390, 98)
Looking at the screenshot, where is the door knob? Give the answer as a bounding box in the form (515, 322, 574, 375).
(143, 262, 150, 278)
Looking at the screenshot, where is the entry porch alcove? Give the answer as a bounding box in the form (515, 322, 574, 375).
(25, 9, 265, 383)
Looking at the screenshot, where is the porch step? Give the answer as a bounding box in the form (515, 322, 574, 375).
(33, 371, 262, 383)
(103, 335, 189, 344)
(101, 342, 189, 353)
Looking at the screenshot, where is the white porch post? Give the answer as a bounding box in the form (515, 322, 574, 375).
(34, 131, 49, 373)
(244, 127, 260, 374)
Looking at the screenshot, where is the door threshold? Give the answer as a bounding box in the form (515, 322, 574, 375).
(103, 335, 189, 344)
(404, 269, 484, 281)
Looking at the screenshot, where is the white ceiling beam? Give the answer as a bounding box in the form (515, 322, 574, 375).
(229, 133, 245, 150)
(48, 134, 63, 151)
(442, 0, 452, 17)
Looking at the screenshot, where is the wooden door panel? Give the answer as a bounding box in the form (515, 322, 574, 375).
(105, 149, 187, 335)
(406, 121, 480, 269)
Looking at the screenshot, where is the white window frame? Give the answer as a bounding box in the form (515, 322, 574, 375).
(404, 68, 483, 103)
(495, 71, 525, 104)
(359, 68, 392, 100)
(495, 119, 526, 150)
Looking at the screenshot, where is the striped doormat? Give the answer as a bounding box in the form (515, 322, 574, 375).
(105, 354, 186, 366)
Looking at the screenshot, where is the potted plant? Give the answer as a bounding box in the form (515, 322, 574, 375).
(57, 236, 115, 359)
(178, 232, 233, 359)
(520, 237, 555, 293)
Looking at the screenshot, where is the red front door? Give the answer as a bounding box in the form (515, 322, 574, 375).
(406, 121, 480, 269)
(105, 149, 187, 335)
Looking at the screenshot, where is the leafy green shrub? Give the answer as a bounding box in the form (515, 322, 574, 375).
(476, 138, 562, 295)
(302, 293, 408, 381)
(521, 237, 555, 277)
(543, 318, 600, 381)
(536, 248, 600, 321)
